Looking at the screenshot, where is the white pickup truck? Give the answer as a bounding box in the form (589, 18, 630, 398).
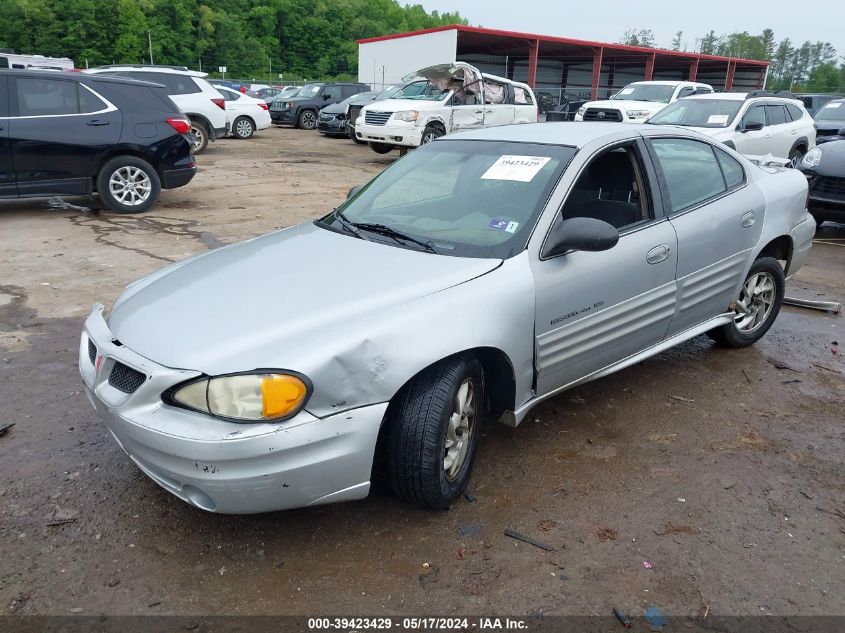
(355, 62, 538, 154)
(574, 80, 713, 124)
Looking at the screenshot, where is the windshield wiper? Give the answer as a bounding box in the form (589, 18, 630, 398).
(351, 222, 438, 254)
(331, 208, 368, 241)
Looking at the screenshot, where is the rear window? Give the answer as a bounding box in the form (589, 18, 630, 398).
(766, 105, 788, 125)
(98, 80, 178, 112)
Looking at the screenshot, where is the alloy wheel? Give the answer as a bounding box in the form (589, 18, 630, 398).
(235, 119, 253, 138)
(443, 377, 476, 481)
(108, 166, 152, 207)
(733, 272, 776, 333)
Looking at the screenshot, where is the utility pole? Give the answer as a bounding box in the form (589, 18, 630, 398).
(198, 57, 202, 73)
(148, 30, 154, 65)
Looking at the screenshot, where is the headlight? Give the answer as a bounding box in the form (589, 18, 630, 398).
(393, 110, 419, 122)
(626, 110, 651, 119)
(282, 102, 291, 109)
(802, 147, 823, 168)
(576, 107, 586, 116)
(167, 372, 311, 422)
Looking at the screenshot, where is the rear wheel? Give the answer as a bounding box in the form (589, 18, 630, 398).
(296, 110, 317, 130)
(387, 356, 484, 509)
(97, 156, 161, 214)
(368, 142, 394, 154)
(232, 116, 255, 139)
(189, 120, 209, 154)
(707, 256, 785, 347)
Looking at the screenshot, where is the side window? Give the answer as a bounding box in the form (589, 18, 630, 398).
(714, 147, 746, 190)
(560, 144, 652, 230)
(651, 138, 727, 213)
(741, 105, 766, 129)
(16, 77, 79, 116)
(513, 86, 533, 106)
(766, 105, 788, 125)
(322, 86, 342, 102)
(786, 104, 803, 121)
(78, 85, 108, 113)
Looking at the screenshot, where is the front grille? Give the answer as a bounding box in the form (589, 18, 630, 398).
(319, 112, 334, 121)
(816, 128, 840, 137)
(811, 176, 845, 200)
(364, 110, 392, 126)
(583, 108, 623, 122)
(348, 105, 363, 125)
(108, 362, 146, 394)
(87, 339, 96, 365)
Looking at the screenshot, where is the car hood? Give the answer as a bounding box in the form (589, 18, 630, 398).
(107, 222, 501, 374)
(362, 98, 445, 113)
(585, 99, 668, 113)
(804, 139, 845, 177)
(320, 102, 347, 115)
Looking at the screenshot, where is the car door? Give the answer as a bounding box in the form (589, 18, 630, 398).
(531, 139, 678, 394)
(0, 74, 14, 197)
(480, 80, 515, 127)
(9, 76, 121, 196)
(765, 104, 792, 157)
(646, 135, 764, 336)
(450, 79, 486, 132)
(733, 104, 769, 155)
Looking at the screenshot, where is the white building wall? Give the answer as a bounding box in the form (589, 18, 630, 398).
(358, 29, 458, 90)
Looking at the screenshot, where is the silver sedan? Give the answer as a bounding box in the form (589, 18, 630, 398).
(80, 122, 815, 514)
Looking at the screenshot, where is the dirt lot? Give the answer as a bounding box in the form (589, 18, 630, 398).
(1, 127, 844, 619)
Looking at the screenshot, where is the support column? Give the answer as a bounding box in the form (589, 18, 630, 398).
(725, 60, 736, 91)
(688, 58, 699, 81)
(527, 38, 539, 88)
(591, 47, 604, 100)
(644, 52, 655, 81)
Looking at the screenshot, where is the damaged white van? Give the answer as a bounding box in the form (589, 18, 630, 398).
(355, 62, 538, 154)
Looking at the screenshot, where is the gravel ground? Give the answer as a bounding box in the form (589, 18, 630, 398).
(1, 127, 844, 619)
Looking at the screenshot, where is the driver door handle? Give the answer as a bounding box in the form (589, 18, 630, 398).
(646, 244, 671, 265)
(86, 119, 110, 127)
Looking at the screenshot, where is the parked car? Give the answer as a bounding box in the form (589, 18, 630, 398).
(215, 85, 271, 139)
(812, 98, 845, 144)
(799, 140, 845, 224)
(797, 93, 839, 116)
(270, 81, 370, 129)
(79, 122, 814, 514)
(317, 91, 378, 137)
(1, 69, 196, 213)
(250, 87, 285, 105)
(86, 65, 227, 154)
(346, 80, 431, 143)
(356, 62, 537, 154)
(573, 81, 713, 123)
(647, 91, 816, 162)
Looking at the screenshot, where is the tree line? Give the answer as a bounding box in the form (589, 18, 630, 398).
(621, 27, 844, 93)
(0, 0, 465, 80)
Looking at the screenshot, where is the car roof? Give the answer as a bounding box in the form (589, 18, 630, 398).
(452, 121, 659, 147)
(88, 65, 207, 78)
(627, 80, 707, 86)
(1, 68, 166, 88)
(684, 91, 804, 106)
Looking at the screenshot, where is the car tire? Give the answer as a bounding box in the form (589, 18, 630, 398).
(97, 156, 161, 214)
(296, 110, 317, 130)
(420, 124, 444, 145)
(232, 116, 255, 139)
(349, 128, 365, 144)
(368, 142, 394, 154)
(189, 120, 209, 154)
(387, 356, 484, 509)
(707, 256, 785, 347)
(788, 146, 806, 166)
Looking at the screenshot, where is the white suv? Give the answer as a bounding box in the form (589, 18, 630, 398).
(85, 66, 227, 154)
(646, 91, 816, 162)
(355, 62, 538, 154)
(574, 80, 713, 123)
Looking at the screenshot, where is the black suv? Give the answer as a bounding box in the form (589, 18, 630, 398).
(270, 82, 370, 129)
(0, 70, 195, 213)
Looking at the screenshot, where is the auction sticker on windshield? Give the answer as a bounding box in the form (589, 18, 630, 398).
(707, 114, 729, 125)
(482, 155, 551, 182)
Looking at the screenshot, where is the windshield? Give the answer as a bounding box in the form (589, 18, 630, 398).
(815, 102, 845, 121)
(318, 140, 575, 259)
(297, 84, 322, 98)
(614, 84, 676, 103)
(378, 80, 432, 100)
(648, 99, 744, 128)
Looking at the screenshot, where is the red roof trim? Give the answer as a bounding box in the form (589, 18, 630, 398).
(356, 24, 769, 66)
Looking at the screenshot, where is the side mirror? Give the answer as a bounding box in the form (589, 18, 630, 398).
(542, 217, 619, 258)
(839, 126, 845, 137)
(347, 185, 363, 199)
(741, 121, 764, 132)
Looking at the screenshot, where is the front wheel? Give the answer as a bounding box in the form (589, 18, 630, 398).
(97, 156, 161, 214)
(368, 142, 394, 154)
(789, 146, 806, 167)
(232, 116, 255, 139)
(387, 356, 484, 509)
(420, 124, 444, 145)
(707, 256, 785, 347)
(296, 110, 317, 130)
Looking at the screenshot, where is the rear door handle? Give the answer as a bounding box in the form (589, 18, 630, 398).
(741, 211, 756, 228)
(86, 119, 109, 127)
(646, 244, 671, 265)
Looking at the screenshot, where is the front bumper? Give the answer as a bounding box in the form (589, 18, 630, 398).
(317, 116, 347, 134)
(356, 120, 423, 148)
(79, 304, 387, 514)
(270, 109, 295, 124)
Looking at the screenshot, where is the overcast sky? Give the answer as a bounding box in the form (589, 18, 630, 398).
(418, 1, 845, 55)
